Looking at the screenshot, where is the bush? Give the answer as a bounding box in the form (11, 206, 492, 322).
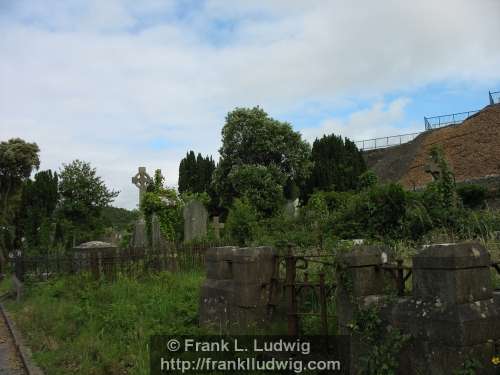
(225, 198, 259, 246)
(457, 184, 487, 209)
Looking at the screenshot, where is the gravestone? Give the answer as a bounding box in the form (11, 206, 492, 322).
(211, 216, 225, 239)
(283, 198, 299, 218)
(73, 241, 117, 281)
(183, 200, 208, 242)
(130, 167, 152, 249)
(131, 166, 152, 206)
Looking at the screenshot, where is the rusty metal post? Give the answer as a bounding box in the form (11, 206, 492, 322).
(319, 273, 328, 335)
(397, 259, 404, 296)
(285, 245, 298, 336)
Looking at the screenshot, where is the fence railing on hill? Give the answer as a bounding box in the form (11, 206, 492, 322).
(424, 110, 479, 130)
(10, 240, 233, 282)
(355, 132, 422, 151)
(490, 90, 500, 105)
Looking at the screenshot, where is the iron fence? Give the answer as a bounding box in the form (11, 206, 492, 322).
(490, 90, 500, 105)
(424, 110, 479, 130)
(355, 132, 422, 151)
(10, 240, 233, 282)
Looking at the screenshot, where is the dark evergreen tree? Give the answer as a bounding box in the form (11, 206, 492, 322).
(17, 170, 59, 251)
(178, 151, 215, 194)
(303, 134, 366, 200)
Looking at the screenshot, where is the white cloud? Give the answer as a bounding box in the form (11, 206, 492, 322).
(1, 0, 499, 208)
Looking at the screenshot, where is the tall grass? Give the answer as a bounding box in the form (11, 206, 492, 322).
(6, 271, 208, 375)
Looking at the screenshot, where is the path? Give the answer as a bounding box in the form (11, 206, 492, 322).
(0, 312, 26, 375)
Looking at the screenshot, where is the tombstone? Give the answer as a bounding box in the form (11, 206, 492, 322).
(183, 200, 208, 242)
(283, 198, 299, 218)
(73, 241, 117, 281)
(131, 167, 152, 207)
(211, 216, 225, 239)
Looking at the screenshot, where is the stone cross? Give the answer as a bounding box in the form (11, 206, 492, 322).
(211, 216, 225, 239)
(131, 167, 152, 206)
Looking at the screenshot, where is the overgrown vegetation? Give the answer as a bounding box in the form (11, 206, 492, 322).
(6, 271, 207, 375)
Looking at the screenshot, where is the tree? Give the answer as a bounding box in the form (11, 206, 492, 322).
(0, 138, 40, 259)
(178, 151, 215, 194)
(303, 134, 366, 200)
(57, 160, 118, 247)
(17, 170, 59, 251)
(0, 138, 40, 221)
(213, 107, 312, 214)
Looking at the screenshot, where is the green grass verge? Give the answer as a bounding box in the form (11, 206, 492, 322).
(4, 271, 209, 375)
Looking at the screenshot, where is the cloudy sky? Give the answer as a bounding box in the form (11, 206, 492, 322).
(1, 0, 500, 209)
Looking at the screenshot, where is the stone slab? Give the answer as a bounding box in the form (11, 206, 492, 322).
(413, 242, 490, 269)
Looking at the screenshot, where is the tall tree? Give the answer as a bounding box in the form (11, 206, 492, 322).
(57, 160, 119, 247)
(303, 134, 366, 200)
(178, 151, 215, 194)
(17, 170, 59, 251)
(0, 138, 40, 258)
(0, 138, 40, 221)
(213, 107, 312, 215)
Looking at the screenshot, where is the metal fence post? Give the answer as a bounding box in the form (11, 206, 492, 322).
(285, 245, 298, 336)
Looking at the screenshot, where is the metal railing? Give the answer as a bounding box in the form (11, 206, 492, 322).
(490, 90, 500, 105)
(424, 110, 479, 130)
(355, 132, 422, 151)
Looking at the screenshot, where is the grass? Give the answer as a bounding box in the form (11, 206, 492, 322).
(4, 271, 208, 375)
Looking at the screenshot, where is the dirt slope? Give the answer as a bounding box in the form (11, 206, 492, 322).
(364, 103, 500, 188)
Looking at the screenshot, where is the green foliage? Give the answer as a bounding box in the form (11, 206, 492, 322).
(178, 151, 215, 194)
(225, 198, 259, 246)
(350, 306, 410, 375)
(457, 184, 487, 209)
(0, 138, 40, 255)
(358, 170, 378, 191)
(7, 271, 208, 375)
(228, 164, 286, 217)
(304, 133, 366, 200)
(57, 160, 119, 248)
(141, 170, 183, 242)
(425, 146, 458, 211)
(213, 106, 312, 212)
(452, 357, 483, 375)
(101, 206, 140, 231)
(17, 170, 59, 252)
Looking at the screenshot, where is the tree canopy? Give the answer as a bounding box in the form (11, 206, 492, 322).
(303, 134, 366, 199)
(213, 107, 312, 214)
(178, 151, 215, 194)
(57, 160, 119, 247)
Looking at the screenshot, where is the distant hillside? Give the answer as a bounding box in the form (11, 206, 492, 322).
(364, 103, 500, 189)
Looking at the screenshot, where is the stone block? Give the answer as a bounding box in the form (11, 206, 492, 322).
(231, 247, 276, 284)
(338, 245, 386, 267)
(233, 282, 270, 308)
(413, 267, 492, 304)
(413, 242, 490, 269)
(205, 246, 237, 280)
(392, 298, 500, 347)
(199, 279, 234, 329)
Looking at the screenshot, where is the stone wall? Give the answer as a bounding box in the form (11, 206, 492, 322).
(337, 242, 500, 374)
(199, 246, 277, 332)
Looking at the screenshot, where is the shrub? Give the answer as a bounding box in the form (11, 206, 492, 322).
(225, 198, 259, 246)
(457, 184, 487, 209)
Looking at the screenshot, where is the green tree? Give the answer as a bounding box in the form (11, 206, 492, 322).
(17, 170, 59, 252)
(304, 134, 366, 200)
(225, 198, 259, 246)
(57, 160, 119, 248)
(0, 138, 40, 258)
(213, 107, 312, 214)
(178, 151, 215, 194)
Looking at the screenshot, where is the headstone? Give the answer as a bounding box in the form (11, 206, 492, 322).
(183, 200, 208, 242)
(283, 198, 299, 218)
(211, 216, 225, 239)
(73, 241, 117, 281)
(131, 217, 147, 249)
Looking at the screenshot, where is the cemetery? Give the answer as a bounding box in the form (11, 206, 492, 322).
(0, 100, 499, 374)
(1, 3, 500, 374)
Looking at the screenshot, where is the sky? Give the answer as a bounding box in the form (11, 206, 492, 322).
(1, 0, 500, 209)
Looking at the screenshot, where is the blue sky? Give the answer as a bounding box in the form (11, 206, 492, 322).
(1, 0, 500, 209)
